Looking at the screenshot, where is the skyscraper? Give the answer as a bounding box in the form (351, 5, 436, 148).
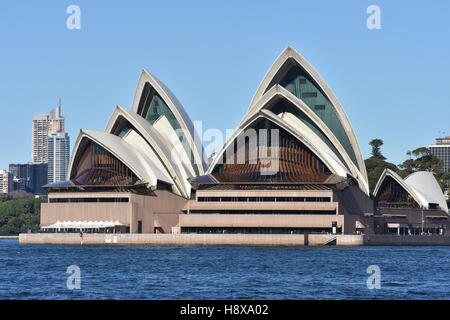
(47, 132, 70, 183)
(28, 101, 69, 192)
(0, 169, 12, 194)
(32, 104, 65, 164)
(48, 105, 65, 134)
(429, 136, 450, 173)
(31, 114, 49, 164)
(8, 163, 48, 195)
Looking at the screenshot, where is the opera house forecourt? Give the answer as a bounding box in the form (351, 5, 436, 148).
(21, 47, 450, 245)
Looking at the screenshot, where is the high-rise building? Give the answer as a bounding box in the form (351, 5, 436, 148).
(0, 169, 13, 194)
(429, 136, 450, 173)
(31, 114, 49, 164)
(32, 104, 65, 164)
(48, 105, 65, 134)
(9, 163, 48, 195)
(47, 132, 70, 184)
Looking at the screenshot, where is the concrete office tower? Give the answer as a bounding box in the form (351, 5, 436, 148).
(32, 114, 50, 164)
(47, 133, 70, 184)
(32, 103, 65, 164)
(0, 169, 12, 194)
(8, 163, 48, 195)
(48, 105, 65, 134)
(429, 136, 450, 173)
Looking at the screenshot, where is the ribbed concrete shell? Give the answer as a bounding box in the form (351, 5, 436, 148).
(105, 106, 194, 198)
(131, 69, 206, 175)
(237, 85, 369, 193)
(405, 172, 448, 212)
(66, 48, 371, 197)
(374, 169, 448, 212)
(207, 111, 349, 179)
(68, 130, 172, 188)
(247, 47, 367, 184)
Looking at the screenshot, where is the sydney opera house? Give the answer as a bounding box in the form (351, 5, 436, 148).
(41, 47, 450, 236)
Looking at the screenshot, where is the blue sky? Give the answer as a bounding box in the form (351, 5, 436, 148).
(0, 0, 449, 170)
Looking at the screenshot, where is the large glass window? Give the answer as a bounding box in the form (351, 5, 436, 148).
(50, 197, 129, 203)
(137, 82, 199, 175)
(269, 98, 350, 172)
(212, 119, 333, 183)
(377, 176, 419, 208)
(70, 139, 140, 186)
(197, 196, 331, 202)
(277, 64, 358, 168)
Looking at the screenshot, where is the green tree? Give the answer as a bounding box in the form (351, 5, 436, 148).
(365, 138, 396, 193)
(369, 138, 386, 160)
(0, 196, 46, 235)
(398, 147, 450, 191)
(365, 157, 399, 194)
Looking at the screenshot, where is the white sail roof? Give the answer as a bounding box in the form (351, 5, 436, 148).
(374, 169, 448, 212)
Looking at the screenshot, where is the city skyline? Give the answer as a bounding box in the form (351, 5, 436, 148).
(0, 104, 70, 194)
(1, 1, 450, 170)
(31, 104, 65, 164)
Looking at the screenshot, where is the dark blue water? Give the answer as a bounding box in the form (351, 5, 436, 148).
(0, 239, 449, 299)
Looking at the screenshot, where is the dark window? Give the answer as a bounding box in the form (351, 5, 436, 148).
(189, 210, 336, 215)
(50, 197, 129, 203)
(302, 92, 318, 98)
(70, 139, 139, 186)
(195, 196, 331, 202)
(181, 226, 340, 235)
(377, 176, 420, 208)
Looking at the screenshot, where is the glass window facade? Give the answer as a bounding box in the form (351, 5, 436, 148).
(70, 139, 140, 186)
(181, 227, 338, 234)
(137, 82, 199, 176)
(50, 197, 129, 203)
(269, 98, 350, 172)
(111, 116, 173, 180)
(377, 176, 419, 208)
(276, 64, 358, 169)
(430, 145, 450, 173)
(212, 119, 333, 183)
(197, 196, 331, 202)
(188, 210, 336, 215)
(117, 124, 133, 138)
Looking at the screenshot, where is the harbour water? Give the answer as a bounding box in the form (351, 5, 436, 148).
(0, 239, 449, 299)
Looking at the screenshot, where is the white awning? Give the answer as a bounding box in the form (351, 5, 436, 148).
(355, 221, 365, 229)
(41, 220, 126, 229)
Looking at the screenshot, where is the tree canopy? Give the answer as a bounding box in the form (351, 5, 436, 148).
(369, 138, 386, 160)
(0, 196, 45, 235)
(398, 147, 450, 190)
(365, 157, 399, 194)
(365, 140, 449, 195)
(364, 138, 397, 193)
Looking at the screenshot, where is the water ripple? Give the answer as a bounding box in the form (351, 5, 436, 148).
(0, 239, 449, 299)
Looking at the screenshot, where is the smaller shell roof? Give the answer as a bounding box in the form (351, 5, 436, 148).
(131, 70, 206, 173)
(405, 171, 448, 213)
(72, 130, 173, 187)
(374, 169, 448, 212)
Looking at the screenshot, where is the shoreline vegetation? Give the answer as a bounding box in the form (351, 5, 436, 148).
(0, 191, 45, 236)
